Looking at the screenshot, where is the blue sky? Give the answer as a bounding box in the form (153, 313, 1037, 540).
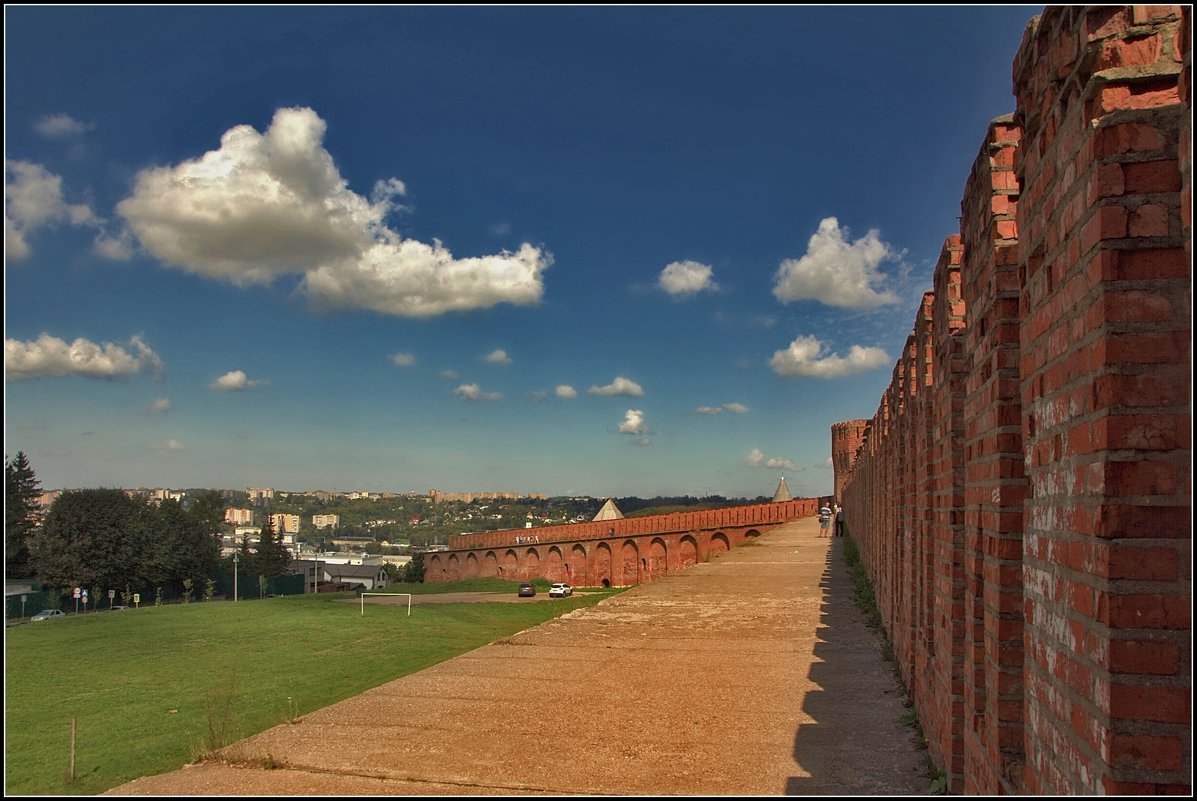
(5, 5, 1041, 499)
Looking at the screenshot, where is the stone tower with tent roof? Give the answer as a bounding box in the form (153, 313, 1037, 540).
(771, 476, 792, 503)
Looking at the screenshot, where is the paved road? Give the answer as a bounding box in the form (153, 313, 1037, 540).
(107, 517, 930, 796)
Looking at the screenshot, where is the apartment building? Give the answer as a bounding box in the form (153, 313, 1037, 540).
(270, 513, 301, 534)
(312, 514, 340, 530)
(225, 508, 254, 526)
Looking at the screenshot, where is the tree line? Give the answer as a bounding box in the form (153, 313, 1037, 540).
(5, 452, 289, 601)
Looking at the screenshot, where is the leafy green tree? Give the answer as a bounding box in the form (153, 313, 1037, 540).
(153, 499, 221, 590)
(188, 489, 228, 548)
(401, 551, 425, 583)
(30, 489, 157, 592)
(5, 451, 42, 579)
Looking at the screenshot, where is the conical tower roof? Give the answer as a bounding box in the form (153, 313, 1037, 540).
(772, 476, 792, 502)
(592, 498, 625, 521)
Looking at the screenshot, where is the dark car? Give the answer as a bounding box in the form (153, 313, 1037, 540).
(517, 582, 536, 597)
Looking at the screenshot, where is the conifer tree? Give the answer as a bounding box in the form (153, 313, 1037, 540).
(5, 451, 42, 579)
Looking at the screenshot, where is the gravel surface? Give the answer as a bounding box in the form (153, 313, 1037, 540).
(106, 518, 930, 796)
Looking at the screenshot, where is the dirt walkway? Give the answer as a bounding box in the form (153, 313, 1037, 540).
(106, 518, 930, 796)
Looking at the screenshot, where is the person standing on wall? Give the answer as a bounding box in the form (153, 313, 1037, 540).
(835, 504, 844, 537)
(819, 503, 832, 537)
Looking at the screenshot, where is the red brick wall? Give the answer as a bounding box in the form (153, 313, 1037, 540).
(837, 6, 1190, 795)
(831, 419, 868, 502)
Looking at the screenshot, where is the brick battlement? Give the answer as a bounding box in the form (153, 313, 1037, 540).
(835, 6, 1190, 795)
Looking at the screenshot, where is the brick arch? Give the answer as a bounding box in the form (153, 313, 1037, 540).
(500, 549, 518, 580)
(465, 552, 480, 578)
(620, 540, 640, 586)
(426, 553, 446, 582)
(648, 537, 668, 579)
(745, 528, 762, 539)
(545, 546, 565, 582)
(592, 542, 613, 587)
(569, 543, 587, 584)
(481, 551, 499, 578)
(679, 535, 699, 570)
(447, 553, 461, 581)
(707, 532, 731, 559)
(524, 548, 540, 580)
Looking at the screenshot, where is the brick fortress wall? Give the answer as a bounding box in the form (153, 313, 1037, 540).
(834, 6, 1190, 794)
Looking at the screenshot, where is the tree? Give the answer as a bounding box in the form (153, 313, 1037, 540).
(401, 551, 425, 583)
(188, 490, 228, 550)
(30, 489, 157, 593)
(5, 451, 42, 579)
(153, 499, 221, 590)
(253, 515, 290, 578)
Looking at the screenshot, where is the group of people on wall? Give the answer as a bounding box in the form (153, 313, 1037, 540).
(818, 501, 844, 538)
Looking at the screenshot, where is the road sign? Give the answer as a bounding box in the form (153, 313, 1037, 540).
(133, 593, 140, 604)
(73, 587, 81, 599)
(82, 589, 88, 598)
(108, 589, 115, 598)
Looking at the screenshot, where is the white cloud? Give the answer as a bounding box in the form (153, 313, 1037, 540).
(5, 333, 163, 380)
(769, 335, 890, 379)
(5, 160, 97, 260)
(555, 385, 578, 399)
(746, 448, 798, 471)
(773, 217, 900, 309)
(154, 438, 186, 453)
(149, 398, 173, 414)
(439, 369, 459, 381)
(454, 383, 501, 402)
(588, 376, 644, 397)
(659, 260, 718, 296)
(209, 370, 267, 392)
(723, 402, 749, 414)
(484, 348, 512, 365)
(696, 406, 722, 415)
(93, 230, 136, 260)
(34, 113, 94, 138)
(391, 352, 416, 367)
(115, 107, 552, 317)
(618, 409, 649, 435)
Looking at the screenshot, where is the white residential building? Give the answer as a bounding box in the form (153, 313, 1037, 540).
(312, 514, 340, 530)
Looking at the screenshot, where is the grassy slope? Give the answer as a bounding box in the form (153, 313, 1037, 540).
(4, 586, 620, 795)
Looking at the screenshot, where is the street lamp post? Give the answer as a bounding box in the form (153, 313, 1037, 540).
(233, 552, 239, 603)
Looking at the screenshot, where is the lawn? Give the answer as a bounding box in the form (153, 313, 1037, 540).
(4, 584, 621, 795)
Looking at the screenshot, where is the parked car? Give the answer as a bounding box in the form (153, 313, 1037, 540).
(517, 582, 536, 597)
(110, 605, 128, 611)
(31, 609, 65, 621)
(549, 583, 573, 598)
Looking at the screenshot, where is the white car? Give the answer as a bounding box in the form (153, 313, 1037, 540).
(549, 583, 573, 598)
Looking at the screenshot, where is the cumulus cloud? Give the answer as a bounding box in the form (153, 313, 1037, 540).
(5, 333, 163, 380)
(769, 335, 890, 379)
(149, 397, 173, 414)
(723, 402, 749, 414)
(454, 383, 502, 402)
(391, 352, 416, 367)
(555, 385, 578, 399)
(773, 217, 900, 309)
(588, 376, 644, 397)
(747, 448, 798, 471)
(484, 348, 512, 365)
(6, 160, 97, 260)
(618, 409, 649, 435)
(154, 438, 186, 453)
(34, 113, 94, 138)
(659, 260, 718, 296)
(114, 107, 552, 317)
(696, 406, 722, 415)
(209, 370, 267, 391)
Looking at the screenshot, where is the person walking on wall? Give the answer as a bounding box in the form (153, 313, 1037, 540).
(835, 504, 844, 537)
(819, 503, 832, 537)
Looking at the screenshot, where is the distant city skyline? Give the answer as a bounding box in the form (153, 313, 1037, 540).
(5, 6, 1041, 499)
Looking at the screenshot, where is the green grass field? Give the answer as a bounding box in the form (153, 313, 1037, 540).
(4, 582, 622, 795)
